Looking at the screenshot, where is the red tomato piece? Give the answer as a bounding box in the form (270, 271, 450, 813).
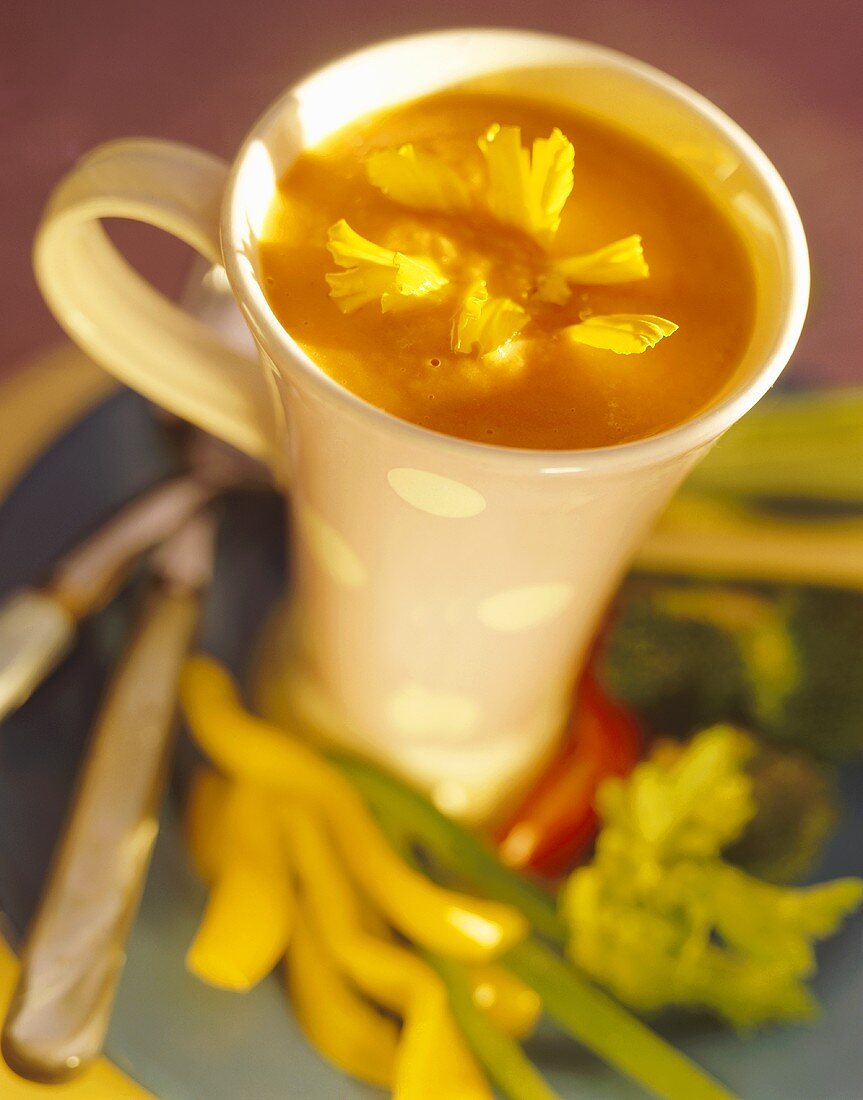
(493, 677, 640, 878)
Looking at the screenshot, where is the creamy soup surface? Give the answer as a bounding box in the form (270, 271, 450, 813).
(260, 91, 755, 449)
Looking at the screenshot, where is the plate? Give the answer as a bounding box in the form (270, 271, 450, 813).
(1, 356, 862, 1099)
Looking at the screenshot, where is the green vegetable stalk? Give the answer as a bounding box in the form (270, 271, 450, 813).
(504, 939, 735, 1100)
(686, 388, 863, 507)
(427, 952, 560, 1100)
(637, 496, 863, 592)
(636, 388, 863, 590)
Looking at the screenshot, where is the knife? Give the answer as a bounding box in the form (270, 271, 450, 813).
(0, 474, 213, 725)
(2, 509, 215, 1083)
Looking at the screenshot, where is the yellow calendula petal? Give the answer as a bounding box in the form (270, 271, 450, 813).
(325, 267, 394, 313)
(536, 235, 650, 303)
(386, 251, 450, 311)
(327, 219, 397, 269)
(326, 219, 448, 314)
(366, 144, 472, 212)
(479, 125, 574, 245)
(451, 280, 528, 357)
(564, 314, 679, 355)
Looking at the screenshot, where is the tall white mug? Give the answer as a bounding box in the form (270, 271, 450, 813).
(34, 29, 808, 821)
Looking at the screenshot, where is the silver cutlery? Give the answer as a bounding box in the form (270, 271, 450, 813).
(2, 509, 216, 1083)
(0, 424, 267, 726)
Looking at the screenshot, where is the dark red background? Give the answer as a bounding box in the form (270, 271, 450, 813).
(3, 1, 861, 383)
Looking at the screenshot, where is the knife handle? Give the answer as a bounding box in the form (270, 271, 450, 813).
(2, 587, 200, 1083)
(0, 589, 75, 724)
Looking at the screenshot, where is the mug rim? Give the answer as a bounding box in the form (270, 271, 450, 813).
(222, 27, 810, 472)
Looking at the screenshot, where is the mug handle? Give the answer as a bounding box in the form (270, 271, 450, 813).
(33, 139, 275, 463)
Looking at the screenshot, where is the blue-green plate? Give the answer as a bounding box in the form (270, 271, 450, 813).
(1, 384, 861, 1100)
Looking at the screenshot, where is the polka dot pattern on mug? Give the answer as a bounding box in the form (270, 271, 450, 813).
(387, 682, 479, 740)
(387, 468, 486, 518)
(478, 582, 574, 632)
(297, 504, 366, 588)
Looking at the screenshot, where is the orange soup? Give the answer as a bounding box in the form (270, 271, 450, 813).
(260, 91, 755, 450)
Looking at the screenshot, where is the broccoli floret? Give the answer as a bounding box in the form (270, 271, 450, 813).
(755, 588, 863, 759)
(724, 746, 839, 883)
(600, 580, 863, 761)
(599, 582, 750, 736)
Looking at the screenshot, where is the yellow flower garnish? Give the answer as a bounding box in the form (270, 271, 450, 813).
(478, 125, 575, 245)
(564, 314, 679, 355)
(536, 235, 650, 304)
(326, 219, 449, 314)
(327, 127, 680, 359)
(366, 144, 472, 213)
(451, 281, 528, 358)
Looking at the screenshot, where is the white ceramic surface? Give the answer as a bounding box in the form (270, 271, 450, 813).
(32, 29, 808, 819)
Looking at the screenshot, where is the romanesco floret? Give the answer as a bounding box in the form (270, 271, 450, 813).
(560, 727, 862, 1028)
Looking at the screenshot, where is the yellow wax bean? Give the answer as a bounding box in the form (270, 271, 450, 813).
(287, 904, 399, 1088)
(283, 800, 438, 1012)
(284, 805, 493, 1100)
(466, 964, 543, 1040)
(184, 766, 231, 882)
(180, 656, 528, 963)
(395, 980, 494, 1100)
(186, 782, 294, 991)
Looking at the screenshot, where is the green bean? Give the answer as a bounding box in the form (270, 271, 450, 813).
(427, 952, 560, 1100)
(505, 939, 736, 1100)
(332, 751, 565, 942)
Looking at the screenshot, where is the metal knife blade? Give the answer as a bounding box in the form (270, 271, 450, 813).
(1, 510, 216, 1083)
(0, 474, 213, 725)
